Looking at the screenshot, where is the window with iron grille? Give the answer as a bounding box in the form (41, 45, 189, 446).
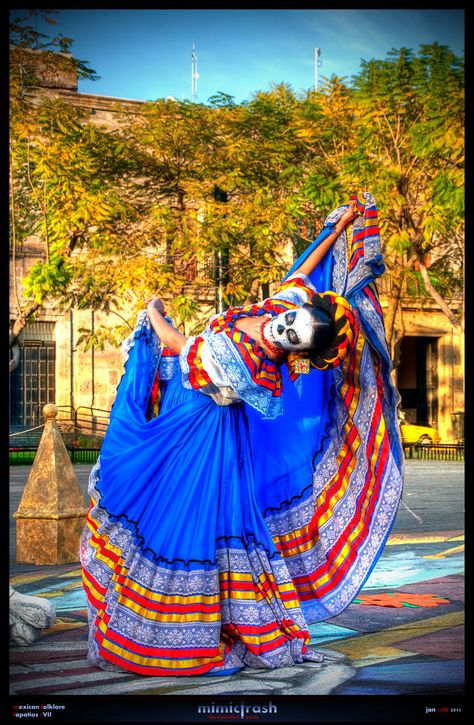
(10, 341, 56, 427)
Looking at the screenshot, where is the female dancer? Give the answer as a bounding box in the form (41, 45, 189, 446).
(81, 192, 403, 676)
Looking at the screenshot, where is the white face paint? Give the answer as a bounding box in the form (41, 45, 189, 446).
(265, 308, 314, 351)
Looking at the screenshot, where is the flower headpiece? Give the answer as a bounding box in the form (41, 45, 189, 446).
(287, 292, 356, 376)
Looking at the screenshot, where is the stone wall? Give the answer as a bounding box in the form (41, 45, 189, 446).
(55, 309, 127, 414)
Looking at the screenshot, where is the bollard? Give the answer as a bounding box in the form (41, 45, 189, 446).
(13, 403, 88, 565)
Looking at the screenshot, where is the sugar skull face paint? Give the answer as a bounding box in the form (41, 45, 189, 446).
(264, 308, 314, 351)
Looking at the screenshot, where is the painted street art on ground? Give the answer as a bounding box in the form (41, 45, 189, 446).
(9, 531, 464, 696)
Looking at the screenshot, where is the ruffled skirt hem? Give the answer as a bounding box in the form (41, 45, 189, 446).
(80, 468, 324, 677)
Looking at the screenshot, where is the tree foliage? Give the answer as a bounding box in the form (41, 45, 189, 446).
(10, 20, 464, 355)
(349, 44, 464, 343)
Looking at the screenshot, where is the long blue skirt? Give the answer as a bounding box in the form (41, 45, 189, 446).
(81, 230, 403, 676)
(81, 340, 328, 675)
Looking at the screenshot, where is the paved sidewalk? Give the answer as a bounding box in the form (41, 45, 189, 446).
(9, 462, 465, 720)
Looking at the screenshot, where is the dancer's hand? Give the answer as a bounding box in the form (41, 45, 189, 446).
(145, 297, 166, 316)
(339, 200, 359, 227)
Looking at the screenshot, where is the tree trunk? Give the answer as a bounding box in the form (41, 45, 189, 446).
(243, 278, 261, 306)
(9, 300, 41, 349)
(416, 257, 463, 331)
(9, 344, 21, 372)
(383, 266, 405, 358)
(402, 202, 463, 331)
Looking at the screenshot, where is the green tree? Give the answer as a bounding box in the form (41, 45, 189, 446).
(205, 83, 321, 306)
(9, 93, 136, 346)
(9, 11, 168, 354)
(111, 83, 322, 323)
(10, 21, 463, 364)
(347, 43, 464, 354)
(9, 9, 108, 359)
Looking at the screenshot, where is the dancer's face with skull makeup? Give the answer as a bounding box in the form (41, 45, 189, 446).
(264, 308, 315, 351)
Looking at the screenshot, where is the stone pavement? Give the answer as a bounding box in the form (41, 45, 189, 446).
(9, 462, 465, 721)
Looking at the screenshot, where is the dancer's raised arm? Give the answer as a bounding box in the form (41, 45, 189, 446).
(146, 297, 188, 354)
(293, 201, 358, 277)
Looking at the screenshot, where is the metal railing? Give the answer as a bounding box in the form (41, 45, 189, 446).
(55, 405, 110, 435)
(9, 448, 38, 465)
(67, 447, 100, 464)
(9, 446, 100, 466)
(11, 443, 464, 465)
(10, 406, 464, 466)
(9, 405, 109, 463)
(403, 443, 464, 461)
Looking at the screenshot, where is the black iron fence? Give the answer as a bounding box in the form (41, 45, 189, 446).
(10, 443, 464, 466)
(9, 404, 108, 465)
(403, 443, 464, 461)
(66, 447, 100, 464)
(10, 400, 464, 465)
(9, 448, 38, 465)
(9, 446, 100, 466)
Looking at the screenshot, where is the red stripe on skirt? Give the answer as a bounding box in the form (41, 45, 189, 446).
(297, 404, 389, 598)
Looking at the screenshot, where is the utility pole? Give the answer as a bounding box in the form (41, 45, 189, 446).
(213, 186, 228, 313)
(314, 47, 321, 92)
(191, 43, 199, 102)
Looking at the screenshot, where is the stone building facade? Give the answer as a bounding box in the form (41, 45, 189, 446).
(9, 50, 464, 441)
(378, 279, 464, 441)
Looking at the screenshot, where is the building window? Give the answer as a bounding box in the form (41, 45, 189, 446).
(10, 341, 56, 428)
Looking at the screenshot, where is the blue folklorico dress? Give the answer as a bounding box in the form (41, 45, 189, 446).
(80, 192, 404, 676)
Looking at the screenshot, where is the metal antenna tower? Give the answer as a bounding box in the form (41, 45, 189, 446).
(314, 47, 322, 92)
(191, 43, 200, 102)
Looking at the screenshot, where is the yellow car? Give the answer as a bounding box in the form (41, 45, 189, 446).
(400, 422, 441, 445)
